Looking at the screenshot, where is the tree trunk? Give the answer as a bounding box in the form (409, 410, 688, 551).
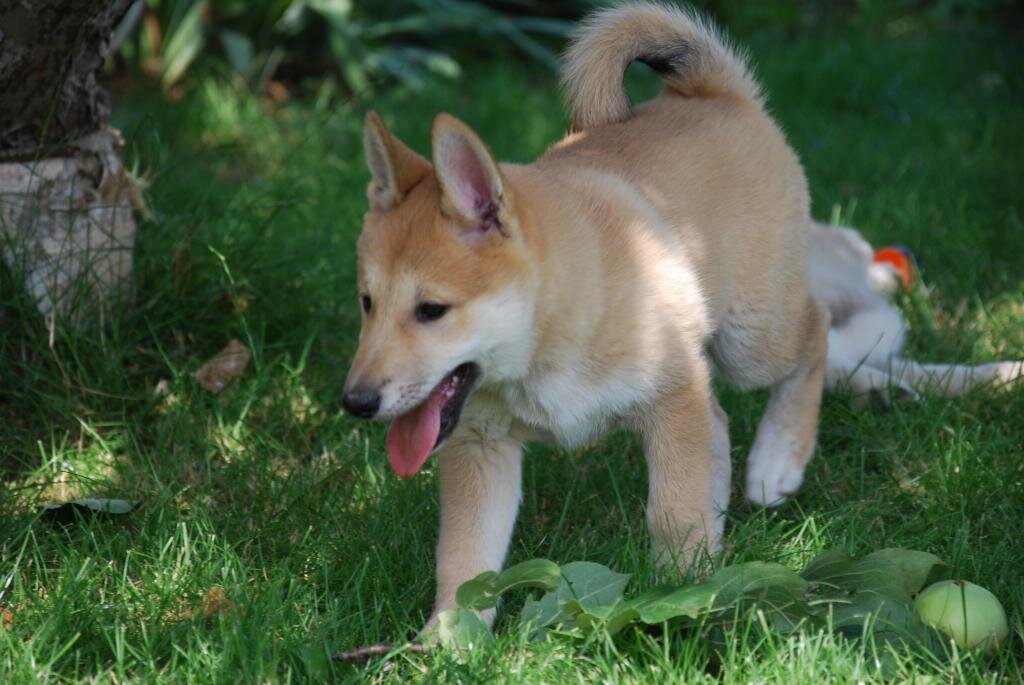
(0, 0, 140, 323)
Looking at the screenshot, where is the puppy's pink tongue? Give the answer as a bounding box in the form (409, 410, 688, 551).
(386, 388, 444, 478)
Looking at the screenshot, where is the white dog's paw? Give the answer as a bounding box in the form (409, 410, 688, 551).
(745, 453, 806, 507)
(418, 607, 496, 644)
(418, 614, 443, 644)
(985, 361, 1024, 387)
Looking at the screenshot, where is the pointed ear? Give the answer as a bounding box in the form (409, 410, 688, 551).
(363, 111, 432, 211)
(431, 113, 505, 233)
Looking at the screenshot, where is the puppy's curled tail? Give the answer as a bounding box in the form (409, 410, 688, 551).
(562, 2, 760, 130)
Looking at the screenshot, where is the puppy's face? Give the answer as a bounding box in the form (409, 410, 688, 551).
(342, 112, 535, 477)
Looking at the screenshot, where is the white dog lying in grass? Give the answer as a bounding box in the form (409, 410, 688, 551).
(811, 223, 1024, 401)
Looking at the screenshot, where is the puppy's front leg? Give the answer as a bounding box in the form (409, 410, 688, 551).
(423, 424, 522, 634)
(640, 366, 718, 572)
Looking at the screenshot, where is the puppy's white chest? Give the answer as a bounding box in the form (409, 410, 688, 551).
(499, 362, 653, 448)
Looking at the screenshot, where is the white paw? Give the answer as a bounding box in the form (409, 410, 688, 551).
(419, 606, 495, 643)
(745, 454, 805, 507)
(986, 361, 1024, 386)
(418, 616, 442, 645)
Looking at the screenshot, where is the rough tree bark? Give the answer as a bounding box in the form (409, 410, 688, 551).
(0, 0, 140, 323)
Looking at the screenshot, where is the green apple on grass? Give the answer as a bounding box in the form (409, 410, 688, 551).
(914, 580, 1009, 652)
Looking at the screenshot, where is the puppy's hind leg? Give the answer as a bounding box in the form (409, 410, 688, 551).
(745, 298, 830, 507)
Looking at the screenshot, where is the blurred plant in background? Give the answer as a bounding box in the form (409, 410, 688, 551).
(122, 0, 576, 100)
(116, 0, 1021, 104)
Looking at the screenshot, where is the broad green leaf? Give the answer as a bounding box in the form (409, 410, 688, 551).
(560, 561, 631, 608)
(455, 560, 561, 611)
(824, 589, 947, 658)
(707, 562, 810, 605)
(800, 549, 950, 667)
(512, 551, 947, 657)
(566, 600, 642, 636)
(733, 583, 821, 634)
(518, 561, 629, 639)
(569, 586, 680, 637)
(637, 562, 807, 624)
(802, 548, 947, 602)
(492, 559, 562, 595)
(801, 549, 855, 582)
(455, 571, 498, 610)
(804, 550, 903, 599)
(622, 584, 679, 609)
(635, 583, 719, 624)
(859, 549, 948, 595)
(520, 586, 564, 640)
(599, 605, 643, 636)
(435, 608, 494, 650)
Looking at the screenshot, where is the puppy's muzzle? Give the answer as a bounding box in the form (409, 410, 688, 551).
(342, 386, 381, 419)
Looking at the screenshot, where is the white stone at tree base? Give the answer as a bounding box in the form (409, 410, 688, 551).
(0, 127, 140, 324)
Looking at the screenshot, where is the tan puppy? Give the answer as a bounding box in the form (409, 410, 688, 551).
(342, 2, 828, 630)
(812, 223, 1024, 400)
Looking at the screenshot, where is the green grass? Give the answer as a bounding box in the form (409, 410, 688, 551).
(2, 13, 1023, 684)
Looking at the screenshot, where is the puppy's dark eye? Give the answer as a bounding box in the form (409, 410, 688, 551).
(416, 302, 449, 323)
(361, 294, 372, 314)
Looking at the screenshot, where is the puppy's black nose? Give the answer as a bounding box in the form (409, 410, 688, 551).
(342, 387, 381, 419)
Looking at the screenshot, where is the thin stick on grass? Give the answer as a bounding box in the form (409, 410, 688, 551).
(332, 644, 432, 663)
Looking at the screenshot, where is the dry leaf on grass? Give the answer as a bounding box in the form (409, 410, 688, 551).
(163, 585, 236, 623)
(193, 339, 251, 393)
(200, 585, 234, 619)
(1, 607, 12, 630)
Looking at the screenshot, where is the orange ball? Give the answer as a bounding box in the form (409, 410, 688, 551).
(873, 247, 915, 291)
